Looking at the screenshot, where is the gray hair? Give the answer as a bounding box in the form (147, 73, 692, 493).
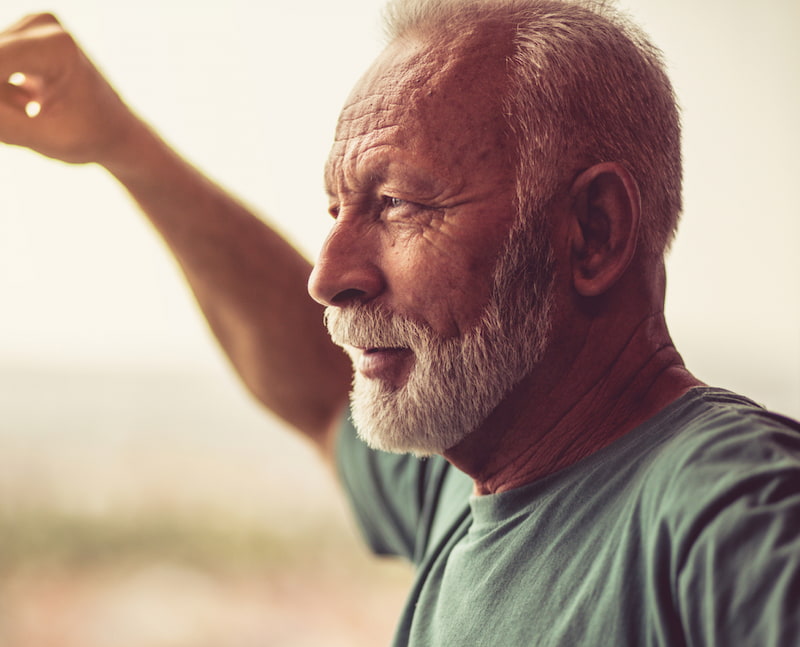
(383, 0, 682, 258)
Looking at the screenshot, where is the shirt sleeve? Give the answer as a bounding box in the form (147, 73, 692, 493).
(669, 408, 800, 646)
(335, 411, 459, 563)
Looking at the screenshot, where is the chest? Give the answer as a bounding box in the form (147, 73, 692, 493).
(397, 493, 684, 647)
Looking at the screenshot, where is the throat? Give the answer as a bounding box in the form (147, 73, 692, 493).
(444, 341, 703, 496)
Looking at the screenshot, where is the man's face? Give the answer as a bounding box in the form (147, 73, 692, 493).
(308, 34, 554, 455)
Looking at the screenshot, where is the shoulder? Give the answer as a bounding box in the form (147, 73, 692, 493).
(651, 388, 800, 496)
(637, 388, 800, 566)
(641, 389, 800, 644)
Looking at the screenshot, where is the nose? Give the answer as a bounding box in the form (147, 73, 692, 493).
(307, 221, 385, 307)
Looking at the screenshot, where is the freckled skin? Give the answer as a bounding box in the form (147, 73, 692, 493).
(310, 24, 705, 493)
(308, 28, 519, 337)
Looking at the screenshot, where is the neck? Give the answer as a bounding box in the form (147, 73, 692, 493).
(444, 312, 703, 495)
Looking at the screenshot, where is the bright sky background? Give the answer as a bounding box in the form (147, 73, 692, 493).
(0, 0, 798, 418)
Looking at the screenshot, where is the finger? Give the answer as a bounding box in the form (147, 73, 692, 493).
(8, 71, 44, 95)
(0, 22, 72, 86)
(0, 79, 35, 113)
(3, 70, 49, 119)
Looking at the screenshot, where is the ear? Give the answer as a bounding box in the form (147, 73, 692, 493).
(568, 162, 641, 297)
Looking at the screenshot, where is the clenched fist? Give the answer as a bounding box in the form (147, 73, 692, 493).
(0, 13, 137, 166)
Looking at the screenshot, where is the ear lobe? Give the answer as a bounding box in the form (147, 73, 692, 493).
(569, 162, 641, 297)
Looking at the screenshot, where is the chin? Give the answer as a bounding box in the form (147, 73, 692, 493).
(348, 359, 494, 457)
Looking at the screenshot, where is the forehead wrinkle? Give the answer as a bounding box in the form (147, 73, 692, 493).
(336, 96, 408, 131)
(324, 144, 389, 198)
(325, 31, 513, 200)
(334, 98, 409, 157)
(345, 146, 386, 194)
(336, 42, 443, 133)
(326, 80, 406, 192)
(333, 122, 402, 144)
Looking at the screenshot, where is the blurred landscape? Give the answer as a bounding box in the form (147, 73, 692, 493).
(0, 362, 412, 647)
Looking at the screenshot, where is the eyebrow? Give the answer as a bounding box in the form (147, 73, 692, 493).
(324, 158, 443, 202)
(323, 162, 337, 198)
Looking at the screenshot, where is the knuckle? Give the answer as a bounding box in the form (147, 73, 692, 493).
(38, 23, 77, 55)
(26, 12, 62, 26)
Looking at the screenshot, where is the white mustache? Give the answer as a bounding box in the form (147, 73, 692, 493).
(324, 304, 432, 350)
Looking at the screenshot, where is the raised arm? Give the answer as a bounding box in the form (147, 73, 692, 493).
(0, 14, 352, 455)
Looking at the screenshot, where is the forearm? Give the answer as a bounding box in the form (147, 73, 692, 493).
(104, 118, 352, 446)
(0, 13, 352, 451)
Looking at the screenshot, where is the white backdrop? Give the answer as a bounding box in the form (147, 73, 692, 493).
(0, 0, 797, 418)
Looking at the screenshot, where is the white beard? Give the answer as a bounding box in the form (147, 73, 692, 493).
(325, 218, 555, 457)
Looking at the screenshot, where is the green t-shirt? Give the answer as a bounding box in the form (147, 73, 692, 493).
(336, 388, 800, 646)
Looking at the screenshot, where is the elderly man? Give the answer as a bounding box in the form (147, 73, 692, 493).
(1, 0, 798, 645)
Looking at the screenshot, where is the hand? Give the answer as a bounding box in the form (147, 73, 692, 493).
(0, 13, 136, 165)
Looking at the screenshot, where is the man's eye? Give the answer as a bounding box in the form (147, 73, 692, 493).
(385, 196, 406, 209)
(382, 196, 417, 221)
(381, 195, 439, 228)
(328, 205, 340, 219)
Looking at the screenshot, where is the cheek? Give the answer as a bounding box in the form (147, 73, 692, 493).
(385, 232, 481, 294)
(382, 238, 497, 333)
